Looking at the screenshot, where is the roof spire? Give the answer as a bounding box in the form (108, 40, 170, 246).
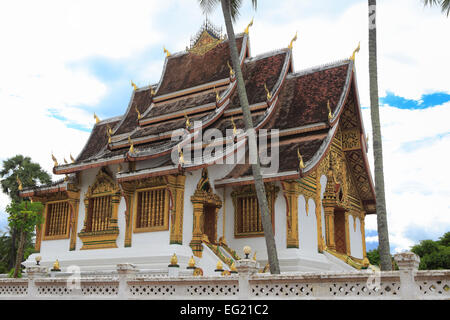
(244, 18, 254, 34)
(350, 42, 360, 61)
(163, 46, 171, 57)
(288, 31, 298, 49)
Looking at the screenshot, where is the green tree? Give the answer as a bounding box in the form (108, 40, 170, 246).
(0, 155, 51, 270)
(368, 0, 392, 271)
(6, 201, 44, 278)
(198, 0, 280, 274)
(423, 0, 450, 16)
(411, 234, 450, 270)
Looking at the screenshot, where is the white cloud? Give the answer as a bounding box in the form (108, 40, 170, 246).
(362, 102, 450, 252)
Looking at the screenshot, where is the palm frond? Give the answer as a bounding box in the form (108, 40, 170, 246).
(198, 0, 220, 15)
(423, 0, 450, 16)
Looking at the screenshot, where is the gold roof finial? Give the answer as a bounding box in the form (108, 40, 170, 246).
(163, 46, 171, 57)
(51, 153, 58, 167)
(117, 163, 122, 173)
(288, 31, 298, 49)
(350, 41, 360, 61)
(264, 83, 272, 100)
(94, 113, 100, 124)
(327, 100, 333, 121)
(16, 175, 23, 191)
(227, 60, 235, 77)
(184, 112, 191, 129)
(297, 148, 306, 170)
(231, 116, 237, 136)
(131, 80, 138, 91)
(64, 158, 68, 164)
(150, 86, 156, 96)
(128, 136, 134, 153)
(244, 17, 254, 34)
(70, 154, 75, 163)
(106, 124, 112, 144)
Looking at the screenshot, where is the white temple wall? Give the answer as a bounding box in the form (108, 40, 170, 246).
(298, 195, 318, 255)
(349, 215, 364, 259)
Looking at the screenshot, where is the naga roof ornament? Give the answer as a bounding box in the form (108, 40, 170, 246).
(131, 81, 138, 91)
(244, 18, 254, 34)
(288, 31, 298, 49)
(350, 42, 360, 61)
(163, 47, 171, 57)
(297, 148, 305, 170)
(94, 113, 100, 124)
(51, 153, 58, 167)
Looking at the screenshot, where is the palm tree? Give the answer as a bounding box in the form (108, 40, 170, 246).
(423, 0, 450, 16)
(368, 0, 391, 270)
(198, 0, 280, 274)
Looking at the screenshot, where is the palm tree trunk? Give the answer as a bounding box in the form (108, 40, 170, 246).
(13, 230, 25, 278)
(220, 0, 280, 274)
(368, 0, 391, 271)
(9, 228, 17, 270)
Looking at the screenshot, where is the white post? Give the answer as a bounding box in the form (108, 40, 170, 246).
(26, 266, 48, 299)
(394, 251, 421, 300)
(235, 259, 258, 300)
(117, 263, 137, 299)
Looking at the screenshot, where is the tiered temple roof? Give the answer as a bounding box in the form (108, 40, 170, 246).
(29, 23, 376, 214)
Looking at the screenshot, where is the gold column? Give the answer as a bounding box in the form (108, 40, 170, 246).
(322, 167, 337, 251)
(110, 191, 121, 234)
(345, 211, 351, 256)
(67, 191, 80, 251)
(315, 171, 325, 252)
(122, 188, 135, 247)
(168, 174, 186, 245)
(281, 181, 300, 249)
(190, 200, 204, 257)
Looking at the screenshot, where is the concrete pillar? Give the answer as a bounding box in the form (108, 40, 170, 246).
(26, 266, 48, 298)
(235, 259, 258, 300)
(394, 252, 421, 300)
(116, 263, 137, 299)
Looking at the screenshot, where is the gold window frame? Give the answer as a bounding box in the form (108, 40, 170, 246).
(231, 184, 278, 238)
(133, 185, 169, 233)
(42, 200, 71, 240)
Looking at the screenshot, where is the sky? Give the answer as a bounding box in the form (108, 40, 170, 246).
(0, 0, 449, 253)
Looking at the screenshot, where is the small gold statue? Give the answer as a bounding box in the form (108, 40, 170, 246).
(51, 259, 61, 272)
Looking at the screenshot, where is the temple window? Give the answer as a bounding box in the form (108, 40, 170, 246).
(134, 186, 169, 232)
(44, 201, 71, 239)
(231, 184, 279, 238)
(85, 195, 112, 232)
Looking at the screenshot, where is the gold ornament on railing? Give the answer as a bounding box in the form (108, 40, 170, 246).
(243, 246, 251, 259)
(297, 148, 306, 170)
(215, 260, 224, 272)
(230, 261, 237, 273)
(244, 18, 254, 34)
(170, 253, 178, 266)
(188, 256, 196, 269)
(350, 42, 360, 61)
(288, 31, 298, 49)
(252, 251, 257, 261)
(51, 259, 61, 272)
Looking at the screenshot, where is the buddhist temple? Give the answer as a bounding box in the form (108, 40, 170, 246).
(20, 20, 375, 274)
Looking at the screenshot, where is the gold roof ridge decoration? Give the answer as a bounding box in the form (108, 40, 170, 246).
(288, 31, 298, 49)
(51, 153, 58, 167)
(135, 106, 142, 120)
(350, 41, 360, 61)
(16, 175, 23, 191)
(227, 60, 235, 77)
(214, 86, 220, 102)
(131, 80, 138, 91)
(70, 154, 75, 163)
(189, 18, 223, 55)
(94, 113, 100, 124)
(264, 82, 272, 100)
(184, 112, 191, 128)
(163, 46, 171, 57)
(128, 136, 134, 153)
(231, 116, 237, 136)
(297, 148, 306, 170)
(327, 100, 334, 121)
(244, 17, 254, 34)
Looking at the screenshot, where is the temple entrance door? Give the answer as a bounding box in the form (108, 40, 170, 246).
(203, 205, 217, 244)
(334, 210, 347, 255)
